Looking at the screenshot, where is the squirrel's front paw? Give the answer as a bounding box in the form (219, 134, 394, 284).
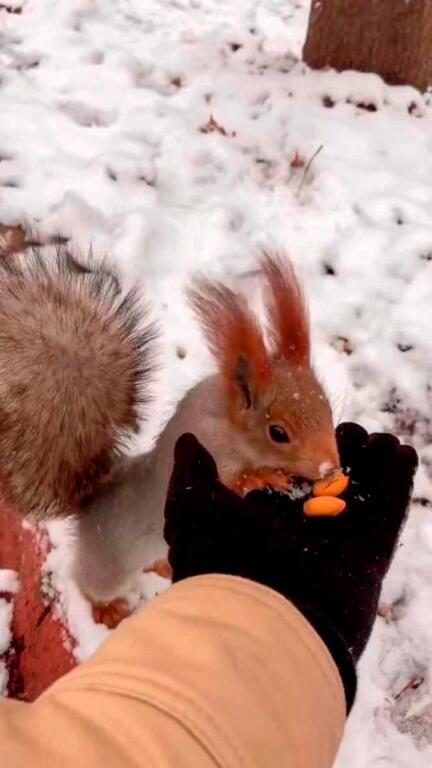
(143, 558, 172, 579)
(91, 597, 131, 629)
(228, 469, 292, 497)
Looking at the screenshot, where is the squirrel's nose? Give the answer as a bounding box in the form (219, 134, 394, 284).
(318, 461, 341, 480)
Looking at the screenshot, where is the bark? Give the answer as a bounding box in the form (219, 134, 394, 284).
(303, 0, 432, 93)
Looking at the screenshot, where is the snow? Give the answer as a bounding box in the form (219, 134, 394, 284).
(0, 570, 18, 696)
(0, 0, 432, 763)
(0, 571, 19, 595)
(0, 601, 13, 656)
(0, 663, 8, 697)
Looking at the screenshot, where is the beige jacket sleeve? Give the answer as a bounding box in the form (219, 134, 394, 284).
(0, 575, 346, 768)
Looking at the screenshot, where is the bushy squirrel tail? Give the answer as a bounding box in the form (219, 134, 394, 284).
(0, 246, 157, 520)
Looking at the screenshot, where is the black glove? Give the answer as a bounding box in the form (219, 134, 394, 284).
(164, 423, 418, 711)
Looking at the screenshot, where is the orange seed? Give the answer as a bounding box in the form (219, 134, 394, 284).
(313, 474, 349, 498)
(303, 496, 346, 517)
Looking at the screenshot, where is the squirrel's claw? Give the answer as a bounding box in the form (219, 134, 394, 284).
(143, 558, 173, 580)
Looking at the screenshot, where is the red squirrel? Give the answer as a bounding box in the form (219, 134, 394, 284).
(0, 247, 339, 625)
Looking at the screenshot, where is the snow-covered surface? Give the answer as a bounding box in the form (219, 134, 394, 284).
(0, 0, 432, 763)
(0, 569, 18, 694)
(0, 570, 19, 595)
(43, 519, 168, 662)
(0, 662, 8, 697)
(0, 601, 13, 656)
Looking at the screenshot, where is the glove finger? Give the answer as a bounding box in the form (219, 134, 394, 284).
(166, 434, 248, 548)
(365, 438, 417, 484)
(165, 434, 219, 538)
(351, 432, 400, 489)
(336, 422, 369, 472)
(383, 443, 418, 528)
(350, 439, 418, 551)
(377, 441, 418, 508)
(398, 444, 418, 475)
(367, 432, 401, 459)
(172, 433, 220, 486)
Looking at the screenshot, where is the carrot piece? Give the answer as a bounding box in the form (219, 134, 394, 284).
(303, 496, 346, 517)
(313, 474, 349, 498)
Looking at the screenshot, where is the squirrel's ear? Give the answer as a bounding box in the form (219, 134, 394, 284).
(262, 253, 310, 366)
(188, 278, 271, 409)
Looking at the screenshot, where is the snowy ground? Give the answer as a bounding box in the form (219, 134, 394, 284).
(1, 0, 432, 764)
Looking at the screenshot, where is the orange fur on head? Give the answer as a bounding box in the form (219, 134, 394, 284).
(262, 253, 310, 365)
(188, 279, 271, 403)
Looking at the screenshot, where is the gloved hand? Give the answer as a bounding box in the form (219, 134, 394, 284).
(164, 423, 418, 711)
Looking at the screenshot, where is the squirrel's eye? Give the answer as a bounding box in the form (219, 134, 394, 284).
(269, 424, 290, 444)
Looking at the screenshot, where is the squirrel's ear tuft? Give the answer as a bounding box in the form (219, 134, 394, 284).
(262, 253, 310, 366)
(188, 278, 271, 408)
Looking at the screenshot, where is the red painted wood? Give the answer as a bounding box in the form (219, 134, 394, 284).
(0, 505, 76, 701)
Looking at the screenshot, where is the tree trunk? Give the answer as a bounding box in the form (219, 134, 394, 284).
(303, 0, 432, 93)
